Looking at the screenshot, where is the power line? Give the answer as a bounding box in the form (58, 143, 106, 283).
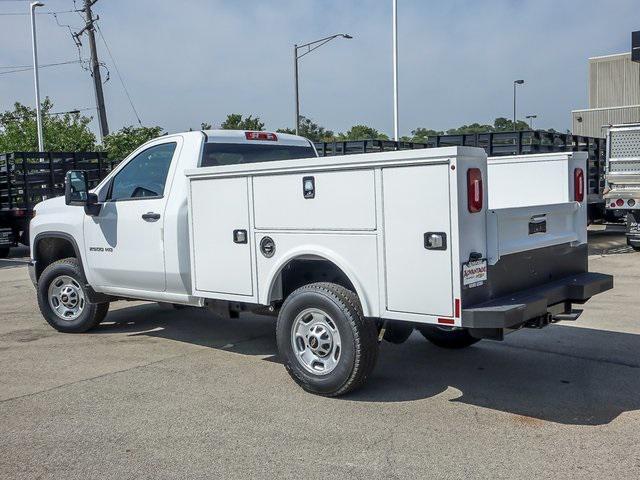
(0, 59, 82, 75)
(95, 23, 142, 125)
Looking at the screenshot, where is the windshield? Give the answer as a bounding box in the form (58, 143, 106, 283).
(200, 143, 317, 167)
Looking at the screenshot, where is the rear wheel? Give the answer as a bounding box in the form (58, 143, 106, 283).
(276, 282, 378, 397)
(37, 258, 109, 333)
(0, 247, 9, 258)
(417, 325, 480, 349)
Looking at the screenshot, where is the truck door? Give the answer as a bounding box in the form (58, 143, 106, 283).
(83, 140, 180, 292)
(382, 164, 454, 317)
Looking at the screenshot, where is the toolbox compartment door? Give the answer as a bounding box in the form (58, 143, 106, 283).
(382, 163, 453, 317)
(190, 176, 253, 296)
(252, 169, 376, 231)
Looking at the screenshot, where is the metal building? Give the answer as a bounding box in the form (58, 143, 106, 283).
(572, 52, 640, 137)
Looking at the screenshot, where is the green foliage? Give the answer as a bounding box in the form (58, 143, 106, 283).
(277, 116, 334, 142)
(338, 124, 389, 140)
(221, 113, 265, 131)
(102, 125, 164, 161)
(410, 127, 444, 142)
(0, 98, 96, 152)
(446, 122, 495, 135)
(200, 122, 212, 130)
(492, 117, 530, 132)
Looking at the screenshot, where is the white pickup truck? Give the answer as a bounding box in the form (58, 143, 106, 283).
(29, 130, 612, 396)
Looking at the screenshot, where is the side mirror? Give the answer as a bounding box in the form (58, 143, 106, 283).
(65, 170, 89, 206)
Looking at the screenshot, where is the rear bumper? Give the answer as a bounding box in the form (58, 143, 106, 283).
(461, 272, 613, 329)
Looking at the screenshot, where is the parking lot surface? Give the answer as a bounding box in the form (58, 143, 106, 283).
(1, 232, 639, 479)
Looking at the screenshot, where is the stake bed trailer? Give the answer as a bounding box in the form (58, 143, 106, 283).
(29, 130, 612, 396)
(0, 152, 112, 257)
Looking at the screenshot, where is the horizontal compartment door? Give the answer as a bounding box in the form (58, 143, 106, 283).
(253, 169, 376, 231)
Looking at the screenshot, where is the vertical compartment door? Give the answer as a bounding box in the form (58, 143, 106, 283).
(383, 164, 453, 316)
(190, 177, 253, 296)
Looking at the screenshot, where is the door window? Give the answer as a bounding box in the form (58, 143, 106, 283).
(109, 143, 177, 201)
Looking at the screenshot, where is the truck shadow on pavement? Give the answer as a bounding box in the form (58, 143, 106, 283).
(97, 303, 640, 427)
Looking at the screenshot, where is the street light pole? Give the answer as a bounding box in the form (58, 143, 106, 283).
(30, 1, 45, 152)
(294, 44, 299, 135)
(526, 114, 537, 129)
(513, 79, 524, 129)
(392, 0, 399, 141)
(293, 33, 352, 135)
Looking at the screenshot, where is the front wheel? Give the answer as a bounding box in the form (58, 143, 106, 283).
(37, 258, 109, 333)
(0, 247, 9, 258)
(417, 325, 480, 349)
(276, 282, 379, 397)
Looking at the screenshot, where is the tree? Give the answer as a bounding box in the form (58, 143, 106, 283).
(0, 98, 96, 152)
(446, 122, 494, 135)
(493, 117, 529, 132)
(102, 125, 164, 161)
(410, 127, 444, 142)
(221, 113, 264, 131)
(200, 122, 212, 130)
(338, 125, 389, 140)
(277, 116, 334, 142)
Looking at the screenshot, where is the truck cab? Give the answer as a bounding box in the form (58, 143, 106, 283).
(29, 130, 317, 303)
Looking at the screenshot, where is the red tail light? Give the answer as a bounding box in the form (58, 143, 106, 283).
(245, 131, 277, 141)
(574, 168, 584, 202)
(467, 168, 483, 213)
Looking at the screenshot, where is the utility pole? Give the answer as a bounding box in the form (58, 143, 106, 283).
(74, 0, 109, 142)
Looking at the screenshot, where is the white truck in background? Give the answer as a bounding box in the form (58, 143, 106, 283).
(603, 123, 640, 250)
(29, 130, 612, 396)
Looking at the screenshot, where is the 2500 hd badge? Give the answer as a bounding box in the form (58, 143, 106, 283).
(89, 246, 113, 252)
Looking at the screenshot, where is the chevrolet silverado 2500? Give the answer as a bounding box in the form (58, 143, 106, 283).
(29, 130, 612, 396)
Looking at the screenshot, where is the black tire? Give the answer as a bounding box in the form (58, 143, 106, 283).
(632, 245, 640, 252)
(417, 325, 480, 349)
(37, 257, 109, 333)
(276, 282, 378, 397)
(0, 247, 9, 259)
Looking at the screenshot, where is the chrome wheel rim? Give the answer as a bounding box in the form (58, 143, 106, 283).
(48, 275, 85, 321)
(291, 308, 342, 375)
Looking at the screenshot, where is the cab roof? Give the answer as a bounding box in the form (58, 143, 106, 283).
(201, 129, 312, 147)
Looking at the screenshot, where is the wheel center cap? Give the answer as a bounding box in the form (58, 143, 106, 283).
(309, 337, 318, 348)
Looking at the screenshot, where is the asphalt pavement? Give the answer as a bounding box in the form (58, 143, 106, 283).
(0, 231, 639, 479)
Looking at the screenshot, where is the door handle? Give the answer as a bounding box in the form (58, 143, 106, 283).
(142, 212, 161, 221)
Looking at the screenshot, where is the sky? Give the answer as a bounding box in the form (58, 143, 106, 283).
(1, 0, 638, 140)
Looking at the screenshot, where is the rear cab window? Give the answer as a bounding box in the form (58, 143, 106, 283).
(200, 142, 317, 167)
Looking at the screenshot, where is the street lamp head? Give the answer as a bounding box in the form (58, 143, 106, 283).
(514, 79, 525, 85)
(31, 2, 45, 7)
(342, 34, 353, 39)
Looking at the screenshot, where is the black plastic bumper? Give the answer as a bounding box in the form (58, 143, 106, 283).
(461, 272, 613, 329)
